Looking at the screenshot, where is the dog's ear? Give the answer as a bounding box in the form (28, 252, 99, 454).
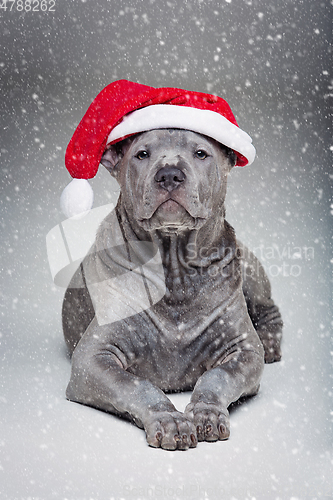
(227, 150, 237, 170)
(220, 144, 237, 170)
(100, 145, 123, 174)
(101, 138, 133, 176)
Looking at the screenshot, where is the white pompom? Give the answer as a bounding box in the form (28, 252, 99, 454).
(60, 178, 94, 219)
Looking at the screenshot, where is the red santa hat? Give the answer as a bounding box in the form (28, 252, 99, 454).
(61, 79, 256, 218)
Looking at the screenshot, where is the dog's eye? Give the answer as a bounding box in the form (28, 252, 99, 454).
(195, 150, 208, 160)
(136, 150, 149, 160)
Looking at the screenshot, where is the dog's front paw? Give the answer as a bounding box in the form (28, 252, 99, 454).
(185, 402, 230, 442)
(144, 410, 197, 451)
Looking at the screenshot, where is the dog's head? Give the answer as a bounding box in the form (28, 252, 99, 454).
(101, 129, 236, 233)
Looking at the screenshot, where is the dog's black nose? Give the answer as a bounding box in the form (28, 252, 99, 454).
(154, 166, 186, 192)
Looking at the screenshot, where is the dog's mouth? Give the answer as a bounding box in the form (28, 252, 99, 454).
(137, 197, 207, 232)
(158, 198, 184, 213)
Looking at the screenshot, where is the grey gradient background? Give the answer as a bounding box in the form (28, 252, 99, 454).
(0, 1, 332, 499)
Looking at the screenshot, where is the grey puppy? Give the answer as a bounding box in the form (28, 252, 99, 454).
(62, 129, 282, 451)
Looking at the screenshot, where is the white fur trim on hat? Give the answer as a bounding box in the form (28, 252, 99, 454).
(60, 178, 94, 219)
(107, 104, 256, 165)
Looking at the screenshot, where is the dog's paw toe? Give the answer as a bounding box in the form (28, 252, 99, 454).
(185, 402, 230, 442)
(144, 410, 197, 451)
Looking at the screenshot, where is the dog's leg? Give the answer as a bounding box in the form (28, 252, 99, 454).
(66, 317, 197, 451)
(239, 243, 283, 363)
(185, 327, 264, 442)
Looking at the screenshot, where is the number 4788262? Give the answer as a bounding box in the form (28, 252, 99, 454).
(0, 0, 56, 11)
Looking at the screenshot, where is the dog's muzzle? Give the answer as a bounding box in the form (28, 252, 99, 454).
(136, 159, 211, 230)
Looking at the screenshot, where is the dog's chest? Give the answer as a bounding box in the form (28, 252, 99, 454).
(124, 289, 247, 391)
(152, 258, 239, 325)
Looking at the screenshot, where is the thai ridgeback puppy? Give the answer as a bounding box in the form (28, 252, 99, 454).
(62, 129, 282, 450)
